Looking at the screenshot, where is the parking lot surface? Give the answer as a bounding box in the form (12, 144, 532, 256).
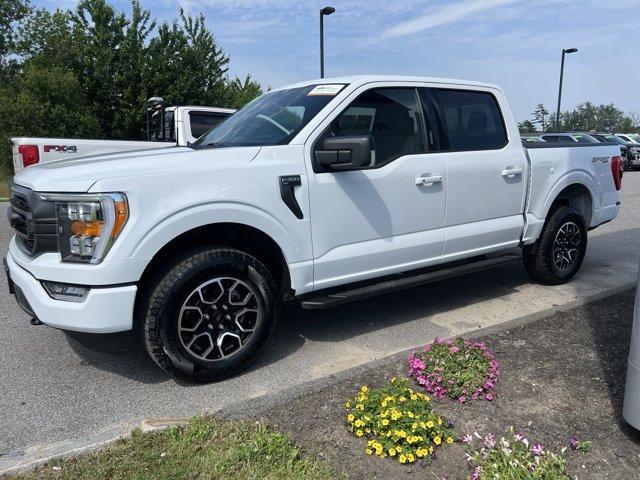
(1, 173, 639, 468)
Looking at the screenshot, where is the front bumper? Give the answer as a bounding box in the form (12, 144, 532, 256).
(5, 253, 136, 333)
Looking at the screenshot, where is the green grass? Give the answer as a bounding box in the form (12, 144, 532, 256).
(14, 417, 341, 480)
(1, 169, 10, 200)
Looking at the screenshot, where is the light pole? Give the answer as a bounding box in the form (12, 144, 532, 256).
(319, 6, 335, 78)
(555, 47, 578, 132)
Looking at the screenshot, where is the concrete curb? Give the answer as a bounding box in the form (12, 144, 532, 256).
(1, 282, 635, 476)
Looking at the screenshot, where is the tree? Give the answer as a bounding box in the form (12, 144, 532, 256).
(531, 104, 548, 131)
(518, 120, 537, 133)
(0, 0, 30, 81)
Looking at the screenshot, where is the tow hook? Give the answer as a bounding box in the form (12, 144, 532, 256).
(30, 318, 43, 326)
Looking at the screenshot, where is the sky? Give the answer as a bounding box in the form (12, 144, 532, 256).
(34, 0, 640, 123)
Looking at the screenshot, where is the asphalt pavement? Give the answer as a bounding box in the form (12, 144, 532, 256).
(1, 173, 639, 471)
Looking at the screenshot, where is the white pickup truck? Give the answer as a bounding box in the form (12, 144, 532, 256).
(4, 75, 622, 383)
(10, 103, 235, 173)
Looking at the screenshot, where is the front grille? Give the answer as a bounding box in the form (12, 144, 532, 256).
(10, 194, 31, 212)
(8, 182, 58, 257)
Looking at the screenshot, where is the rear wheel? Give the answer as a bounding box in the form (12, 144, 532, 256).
(140, 247, 277, 383)
(523, 206, 587, 285)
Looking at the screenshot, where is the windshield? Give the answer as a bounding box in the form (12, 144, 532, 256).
(600, 135, 626, 144)
(192, 84, 344, 148)
(573, 134, 599, 143)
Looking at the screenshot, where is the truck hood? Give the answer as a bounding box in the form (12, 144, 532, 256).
(13, 146, 262, 192)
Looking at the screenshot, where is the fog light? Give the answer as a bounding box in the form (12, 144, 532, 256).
(42, 281, 89, 302)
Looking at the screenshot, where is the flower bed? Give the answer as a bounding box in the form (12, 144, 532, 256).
(463, 427, 570, 479)
(344, 378, 455, 464)
(409, 337, 499, 402)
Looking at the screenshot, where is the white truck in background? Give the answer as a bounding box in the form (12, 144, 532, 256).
(5, 75, 622, 383)
(11, 98, 235, 173)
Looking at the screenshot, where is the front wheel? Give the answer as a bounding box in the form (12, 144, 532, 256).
(523, 206, 588, 285)
(140, 247, 277, 383)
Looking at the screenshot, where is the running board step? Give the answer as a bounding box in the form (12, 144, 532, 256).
(300, 254, 520, 310)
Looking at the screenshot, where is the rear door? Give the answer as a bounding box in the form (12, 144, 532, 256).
(427, 87, 527, 261)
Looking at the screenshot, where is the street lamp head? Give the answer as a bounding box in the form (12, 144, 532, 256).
(320, 6, 335, 15)
(564, 48, 578, 54)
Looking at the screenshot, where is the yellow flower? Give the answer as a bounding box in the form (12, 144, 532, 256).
(434, 436, 442, 445)
(399, 454, 407, 464)
(426, 421, 435, 428)
(446, 437, 454, 444)
(388, 448, 397, 457)
(347, 414, 355, 422)
(382, 419, 389, 426)
(365, 448, 373, 455)
(407, 454, 415, 463)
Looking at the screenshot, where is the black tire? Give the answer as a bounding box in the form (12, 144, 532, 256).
(523, 205, 588, 285)
(140, 246, 277, 383)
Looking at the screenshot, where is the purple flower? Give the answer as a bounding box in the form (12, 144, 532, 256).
(531, 443, 544, 456)
(483, 433, 496, 449)
(471, 466, 481, 480)
(570, 435, 579, 450)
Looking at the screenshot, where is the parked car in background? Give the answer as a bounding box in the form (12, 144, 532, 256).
(617, 133, 640, 143)
(521, 135, 545, 144)
(591, 133, 638, 171)
(540, 132, 600, 144)
(11, 98, 235, 173)
(4, 75, 622, 382)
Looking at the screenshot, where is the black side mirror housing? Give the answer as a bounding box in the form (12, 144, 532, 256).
(315, 135, 375, 170)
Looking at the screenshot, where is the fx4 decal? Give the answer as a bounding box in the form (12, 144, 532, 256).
(44, 145, 78, 153)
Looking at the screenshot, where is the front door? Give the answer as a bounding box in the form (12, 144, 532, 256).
(305, 85, 447, 291)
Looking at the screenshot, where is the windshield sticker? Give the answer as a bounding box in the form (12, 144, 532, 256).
(308, 84, 345, 96)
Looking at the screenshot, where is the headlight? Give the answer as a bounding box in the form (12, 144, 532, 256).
(37, 193, 129, 264)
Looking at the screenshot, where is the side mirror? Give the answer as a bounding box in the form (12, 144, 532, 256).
(315, 136, 375, 170)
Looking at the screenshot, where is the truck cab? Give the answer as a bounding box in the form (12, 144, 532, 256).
(4, 76, 622, 383)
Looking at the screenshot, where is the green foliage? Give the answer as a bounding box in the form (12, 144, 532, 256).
(15, 416, 340, 480)
(519, 119, 537, 133)
(344, 378, 455, 464)
(466, 427, 570, 479)
(531, 104, 549, 131)
(0, 0, 264, 170)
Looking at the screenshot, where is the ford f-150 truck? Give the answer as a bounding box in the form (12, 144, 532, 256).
(11, 102, 235, 173)
(4, 76, 622, 383)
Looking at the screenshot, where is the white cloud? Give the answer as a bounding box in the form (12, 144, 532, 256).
(380, 0, 521, 39)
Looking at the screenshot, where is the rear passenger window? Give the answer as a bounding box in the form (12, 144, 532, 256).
(433, 89, 507, 151)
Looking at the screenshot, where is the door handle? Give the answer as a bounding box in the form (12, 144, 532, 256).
(415, 175, 443, 185)
(501, 167, 523, 177)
